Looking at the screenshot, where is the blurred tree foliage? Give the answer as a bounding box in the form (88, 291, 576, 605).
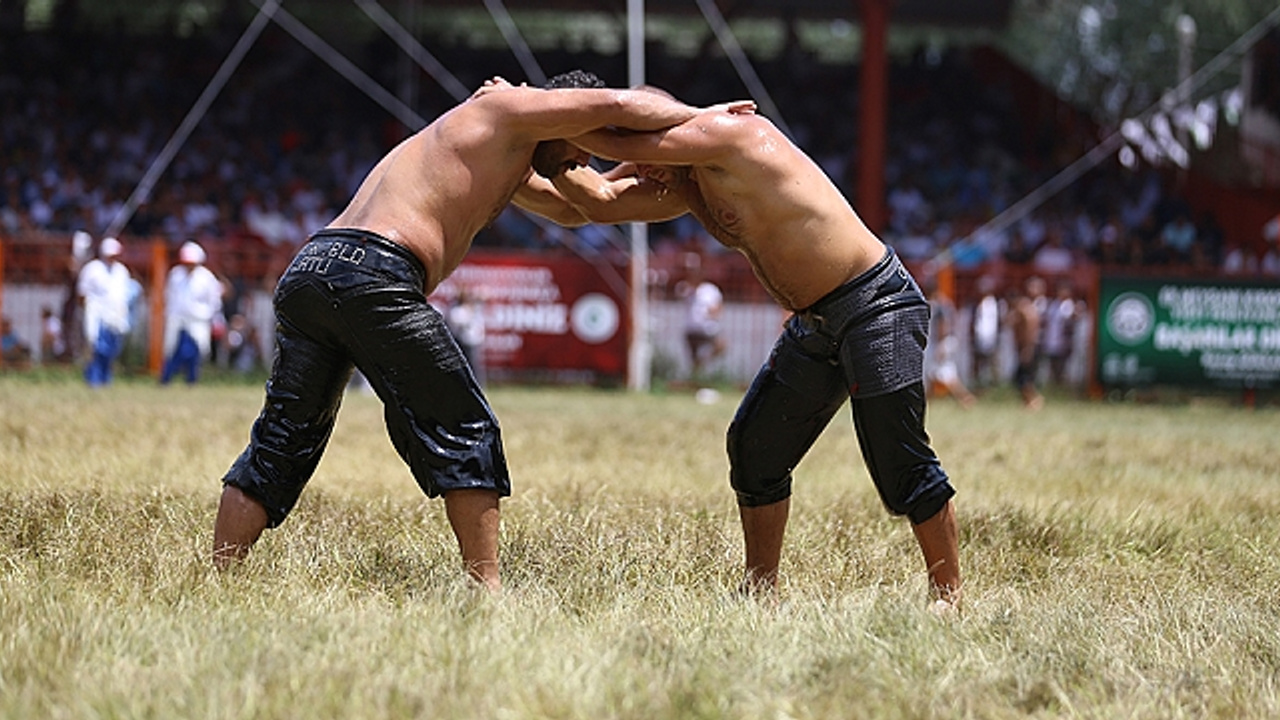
(1002, 0, 1280, 123)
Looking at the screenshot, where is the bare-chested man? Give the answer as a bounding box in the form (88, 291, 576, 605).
(212, 71, 706, 591)
(1010, 276, 1046, 411)
(541, 93, 962, 610)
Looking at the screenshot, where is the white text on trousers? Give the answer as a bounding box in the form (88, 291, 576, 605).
(293, 242, 368, 274)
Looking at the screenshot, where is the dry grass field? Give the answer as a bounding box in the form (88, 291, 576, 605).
(1, 376, 1277, 719)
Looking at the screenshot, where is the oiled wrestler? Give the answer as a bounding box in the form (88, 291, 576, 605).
(541, 91, 962, 611)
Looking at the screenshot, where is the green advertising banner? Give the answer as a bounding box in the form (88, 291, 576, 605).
(1097, 276, 1280, 388)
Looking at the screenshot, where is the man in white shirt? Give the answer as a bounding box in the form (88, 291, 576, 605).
(683, 261, 726, 382)
(161, 241, 224, 384)
(76, 237, 133, 387)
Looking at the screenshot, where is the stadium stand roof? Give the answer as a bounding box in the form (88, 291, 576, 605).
(39, 0, 1013, 33)
(424, 0, 1014, 28)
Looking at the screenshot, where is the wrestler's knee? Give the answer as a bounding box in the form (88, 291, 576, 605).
(874, 464, 955, 524)
(729, 471, 792, 507)
(726, 420, 792, 507)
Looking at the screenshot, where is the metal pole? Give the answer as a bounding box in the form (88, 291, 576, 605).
(483, 0, 547, 86)
(627, 0, 651, 392)
(259, 0, 425, 129)
(104, 0, 281, 237)
(355, 0, 470, 102)
(694, 0, 792, 139)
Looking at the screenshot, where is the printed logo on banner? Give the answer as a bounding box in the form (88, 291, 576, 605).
(1107, 292, 1155, 346)
(570, 293, 620, 344)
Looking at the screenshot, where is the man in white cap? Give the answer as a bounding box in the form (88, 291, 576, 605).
(161, 240, 224, 384)
(76, 236, 133, 386)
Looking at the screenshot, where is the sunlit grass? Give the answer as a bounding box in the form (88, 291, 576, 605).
(1, 378, 1277, 718)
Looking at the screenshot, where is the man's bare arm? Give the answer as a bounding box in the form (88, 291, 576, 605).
(473, 83, 701, 141)
(570, 110, 754, 166)
(512, 174, 591, 227)
(549, 165, 688, 225)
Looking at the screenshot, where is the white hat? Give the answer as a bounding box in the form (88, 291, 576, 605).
(72, 230, 94, 260)
(100, 237, 123, 257)
(178, 241, 206, 264)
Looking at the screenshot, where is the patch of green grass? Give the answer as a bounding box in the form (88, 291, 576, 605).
(1, 379, 1277, 718)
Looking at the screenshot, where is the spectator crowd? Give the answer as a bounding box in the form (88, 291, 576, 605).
(2, 22, 1278, 387)
(5, 25, 1277, 281)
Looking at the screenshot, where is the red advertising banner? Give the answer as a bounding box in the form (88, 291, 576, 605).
(431, 252, 629, 383)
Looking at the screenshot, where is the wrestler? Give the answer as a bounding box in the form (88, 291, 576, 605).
(213, 71, 706, 591)
(540, 92, 962, 610)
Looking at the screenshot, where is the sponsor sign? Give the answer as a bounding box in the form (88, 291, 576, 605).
(1097, 275, 1280, 388)
(432, 253, 628, 382)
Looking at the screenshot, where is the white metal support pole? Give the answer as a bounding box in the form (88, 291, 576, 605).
(626, 0, 651, 392)
(105, 0, 281, 237)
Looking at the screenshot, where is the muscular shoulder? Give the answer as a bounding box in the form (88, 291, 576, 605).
(695, 112, 792, 170)
(701, 111, 780, 146)
(432, 100, 509, 144)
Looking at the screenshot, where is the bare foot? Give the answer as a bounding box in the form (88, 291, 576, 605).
(929, 598, 961, 617)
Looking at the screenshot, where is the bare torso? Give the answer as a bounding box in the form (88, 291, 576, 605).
(1010, 298, 1041, 361)
(670, 116, 885, 311)
(328, 101, 537, 293)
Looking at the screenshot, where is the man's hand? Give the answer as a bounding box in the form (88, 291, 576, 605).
(469, 76, 520, 101)
(706, 100, 757, 115)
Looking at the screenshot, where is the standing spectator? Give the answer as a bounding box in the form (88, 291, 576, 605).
(223, 314, 263, 375)
(1009, 276, 1045, 411)
(39, 305, 67, 364)
(925, 285, 976, 408)
(161, 241, 225, 385)
(681, 258, 726, 383)
(1041, 281, 1080, 388)
(969, 275, 1002, 389)
(76, 237, 133, 387)
(447, 289, 487, 388)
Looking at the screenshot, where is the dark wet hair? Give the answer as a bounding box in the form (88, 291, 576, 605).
(531, 141, 574, 179)
(543, 69, 604, 90)
(530, 70, 604, 177)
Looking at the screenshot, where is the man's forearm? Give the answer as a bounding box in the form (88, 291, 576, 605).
(513, 175, 590, 227)
(564, 129, 642, 165)
(600, 90, 698, 132)
(550, 166, 685, 224)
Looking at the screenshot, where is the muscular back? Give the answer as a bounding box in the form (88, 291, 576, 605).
(329, 82, 700, 293)
(329, 100, 538, 293)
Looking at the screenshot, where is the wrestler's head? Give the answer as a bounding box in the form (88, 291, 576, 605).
(531, 71, 605, 178)
(542, 69, 604, 90)
(627, 84, 690, 191)
(531, 140, 591, 179)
